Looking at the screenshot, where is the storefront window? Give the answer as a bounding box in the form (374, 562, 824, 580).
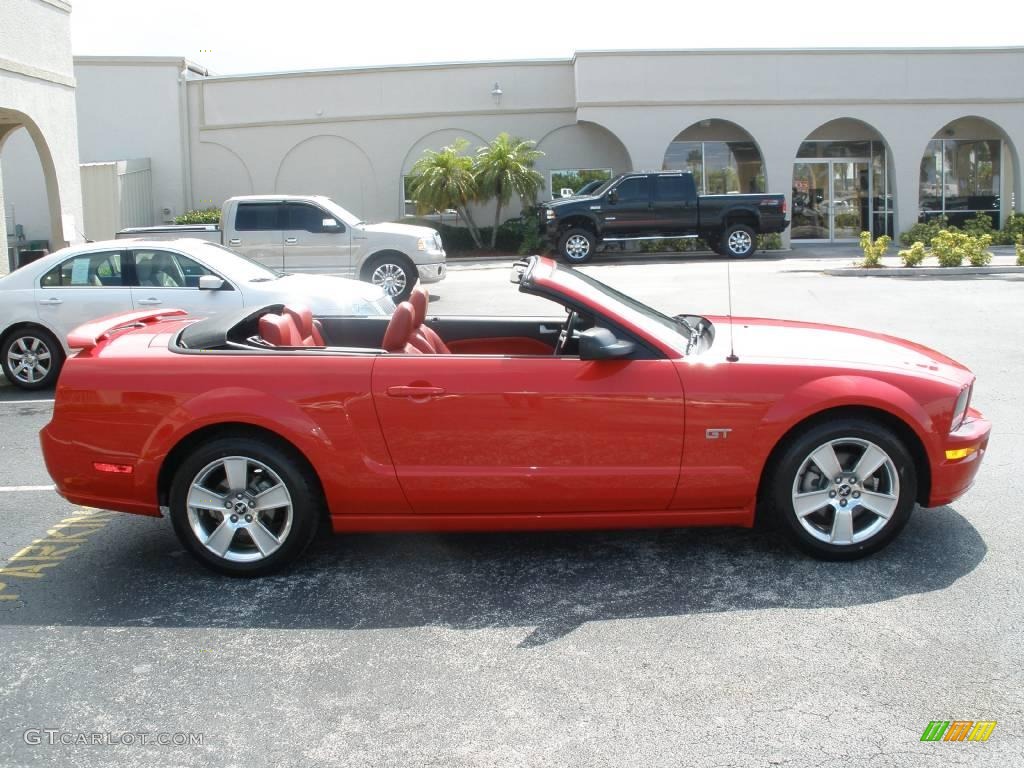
(663, 141, 764, 195)
(549, 168, 613, 198)
(918, 139, 1001, 227)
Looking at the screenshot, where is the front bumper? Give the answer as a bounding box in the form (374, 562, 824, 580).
(417, 260, 446, 284)
(927, 409, 991, 507)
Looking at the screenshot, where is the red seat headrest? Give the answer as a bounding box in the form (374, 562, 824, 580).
(382, 302, 416, 352)
(283, 304, 324, 346)
(409, 286, 429, 327)
(259, 313, 301, 347)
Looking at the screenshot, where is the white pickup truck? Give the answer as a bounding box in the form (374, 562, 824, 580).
(117, 195, 446, 301)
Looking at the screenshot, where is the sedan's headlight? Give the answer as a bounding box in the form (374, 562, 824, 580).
(951, 383, 972, 432)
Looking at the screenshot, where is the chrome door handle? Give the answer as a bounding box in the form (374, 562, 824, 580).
(285, 237, 298, 245)
(386, 385, 446, 398)
(38, 298, 63, 305)
(228, 238, 241, 246)
(137, 298, 163, 305)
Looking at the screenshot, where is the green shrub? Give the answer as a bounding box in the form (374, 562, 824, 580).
(859, 231, 891, 267)
(1003, 213, 1024, 246)
(899, 216, 949, 247)
(898, 241, 927, 267)
(174, 207, 221, 225)
(962, 212, 995, 237)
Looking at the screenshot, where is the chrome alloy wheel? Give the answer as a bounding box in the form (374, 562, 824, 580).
(186, 456, 294, 563)
(7, 335, 53, 385)
(790, 437, 900, 546)
(727, 229, 753, 255)
(564, 234, 591, 261)
(371, 262, 408, 297)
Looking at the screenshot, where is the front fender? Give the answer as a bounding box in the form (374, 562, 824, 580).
(755, 374, 941, 462)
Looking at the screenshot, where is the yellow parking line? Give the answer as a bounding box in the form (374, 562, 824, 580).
(0, 508, 117, 602)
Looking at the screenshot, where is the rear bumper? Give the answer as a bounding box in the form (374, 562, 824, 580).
(927, 410, 991, 507)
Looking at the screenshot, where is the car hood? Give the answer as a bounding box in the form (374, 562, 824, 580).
(244, 274, 394, 315)
(361, 221, 438, 239)
(720, 316, 973, 385)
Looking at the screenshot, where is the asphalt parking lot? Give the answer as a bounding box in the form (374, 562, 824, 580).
(1, 248, 1022, 767)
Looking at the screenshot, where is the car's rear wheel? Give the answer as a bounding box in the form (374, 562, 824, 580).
(1, 327, 64, 390)
(169, 437, 322, 576)
(770, 419, 916, 560)
(721, 224, 757, 259)
(558, 228, 596, 264)
(364, 253, 416, 302)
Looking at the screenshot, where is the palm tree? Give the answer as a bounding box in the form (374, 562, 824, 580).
(407, 139, 484, 248)
(474, 133, 544, 248)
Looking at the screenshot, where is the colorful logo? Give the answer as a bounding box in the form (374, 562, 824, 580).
(920, 721, 997, 742)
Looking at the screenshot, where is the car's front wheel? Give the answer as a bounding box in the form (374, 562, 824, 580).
(169, 436, 322, 576)
(558, 228, 597, 264)
(1, 326, 65, 390)
(770, 419, 917, 560)
(364, 253, 416, 303)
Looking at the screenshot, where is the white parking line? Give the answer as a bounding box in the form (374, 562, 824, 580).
(0, 485, 55, 493)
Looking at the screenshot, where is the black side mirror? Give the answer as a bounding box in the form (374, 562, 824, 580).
(578, 327, 635, 360)
(607, 189, 618, 204)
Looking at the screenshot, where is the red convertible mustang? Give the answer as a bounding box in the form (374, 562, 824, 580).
(41, 256, 990, 576)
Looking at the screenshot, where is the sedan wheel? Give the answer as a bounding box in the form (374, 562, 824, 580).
(170, 437, 321, 576)
(1, 328, 64, 390)
(771, 419, 916, 560)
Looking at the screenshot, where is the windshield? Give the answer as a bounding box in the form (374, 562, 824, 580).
(197, 242, 282, 282)
(320, 198, 363, 227)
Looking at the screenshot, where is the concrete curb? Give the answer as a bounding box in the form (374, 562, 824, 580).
(825, 265, 1024, 277)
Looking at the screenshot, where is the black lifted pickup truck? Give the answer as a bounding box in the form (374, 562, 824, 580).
(540, 171, 788, 263)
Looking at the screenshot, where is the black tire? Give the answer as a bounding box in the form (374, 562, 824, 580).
(720, 224, 757, 259)
(363, 253, 417, 302)
(769, 418, 916, 561)
(1, 326, 65, 390)
(558, 227, 597, 264)
(169, 436, 323, 577)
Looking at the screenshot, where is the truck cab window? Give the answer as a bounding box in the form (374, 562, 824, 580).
(613, 177, 648, 203)
(235, 204, 283, 231)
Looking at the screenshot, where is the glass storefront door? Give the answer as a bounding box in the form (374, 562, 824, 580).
(792, 159, 872, 241)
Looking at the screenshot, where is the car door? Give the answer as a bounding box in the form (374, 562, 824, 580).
(371, 353, 685, 516)
(35, 249, 135, 342)
(281, 202, 354, 274)
(600, 176, 655, 237)
(230, 202, 285, 269)
(652, 173, 699, 232)
(130, 248, 244, 317)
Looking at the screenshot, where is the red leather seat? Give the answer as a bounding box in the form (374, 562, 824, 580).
(409, 286, 450, 354)
(381, 302, 422, 354)
(283, 305, 325, 346)
(258, 313, 302, 347)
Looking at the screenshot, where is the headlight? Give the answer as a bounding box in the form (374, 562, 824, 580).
(545, 209, 556, 220)
(950, 383, 972, 432)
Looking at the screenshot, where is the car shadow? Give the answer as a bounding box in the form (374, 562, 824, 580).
(1, 506, 985, 647)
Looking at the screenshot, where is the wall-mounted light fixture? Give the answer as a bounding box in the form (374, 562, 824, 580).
(491, 82, 503, 106)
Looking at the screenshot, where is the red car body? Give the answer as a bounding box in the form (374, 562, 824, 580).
(41, 257, 989, 542)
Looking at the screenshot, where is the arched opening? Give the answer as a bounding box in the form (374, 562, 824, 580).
(790, 118, 893, 242)
(662, 119, 766, 195)
(918, 116, 1017, 229)
(0, 109, 67, 271)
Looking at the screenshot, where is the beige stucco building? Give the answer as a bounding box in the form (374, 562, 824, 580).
(4, 47, 1022, 251)
(1, 0, 84, 274)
